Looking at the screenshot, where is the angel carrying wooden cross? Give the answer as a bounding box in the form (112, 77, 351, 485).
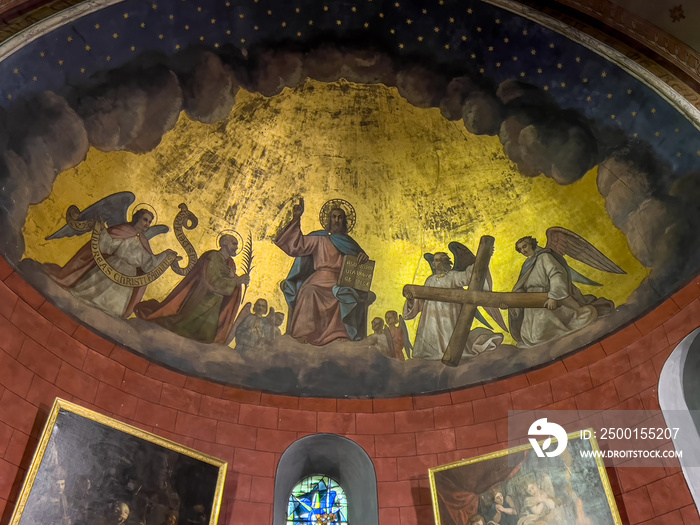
(403, 228, 625, 366)
(508, 227, 624, 348)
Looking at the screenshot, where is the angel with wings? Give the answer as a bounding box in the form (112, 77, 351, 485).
(403, 242, 507, 361)
(509, 227, 624, 348)
(43, 192, 178, 318)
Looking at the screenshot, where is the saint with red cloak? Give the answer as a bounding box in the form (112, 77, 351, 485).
(134, 234, 248, 344)
(275, 198, 375, 346)
(44, 210, 175, 318)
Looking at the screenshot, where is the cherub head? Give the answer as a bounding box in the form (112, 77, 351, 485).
(385, 310, 399, 327)
(371, 317, 385, 335)
(467, 514, 485, 525)
(493, 489, 504, 505)
(106, 501, 130, 525)
(253, 299, 268, 316)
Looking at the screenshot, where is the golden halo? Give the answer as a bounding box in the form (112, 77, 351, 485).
(217, 230, 243, 255)
(130, 203, 158, 225)
(318, 199, 356, 233)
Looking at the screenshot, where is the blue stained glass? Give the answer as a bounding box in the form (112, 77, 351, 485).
(287, 475, 348, 524)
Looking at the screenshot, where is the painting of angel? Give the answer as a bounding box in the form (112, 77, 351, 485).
(402, 241, 507, 361)
(42, 192, 178, 318)
(508, 228, 625, 347)
(429, 431, 622, 525)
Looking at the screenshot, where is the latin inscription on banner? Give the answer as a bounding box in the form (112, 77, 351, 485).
(90, 222, 176, 287)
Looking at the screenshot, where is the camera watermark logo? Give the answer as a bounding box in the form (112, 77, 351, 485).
(528, 418, 568, 458)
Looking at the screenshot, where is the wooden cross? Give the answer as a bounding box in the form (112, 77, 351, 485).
(402, 235, 549, 367)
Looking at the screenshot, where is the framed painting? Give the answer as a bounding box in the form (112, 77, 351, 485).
(9, 398, 227, 525)
(428, 430, 621, 525)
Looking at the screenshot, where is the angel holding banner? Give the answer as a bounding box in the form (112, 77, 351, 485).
(44, 193, 179, 318)
(508, 227, 624, 348)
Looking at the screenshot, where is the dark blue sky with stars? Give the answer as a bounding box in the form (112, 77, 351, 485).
(1, 0, 699, 176)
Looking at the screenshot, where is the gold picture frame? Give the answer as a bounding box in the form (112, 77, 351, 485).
(10, 398, 227, 525)
(429, 430, 622, 525)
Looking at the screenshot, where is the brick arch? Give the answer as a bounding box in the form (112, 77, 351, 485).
(0, 254, 697, 524)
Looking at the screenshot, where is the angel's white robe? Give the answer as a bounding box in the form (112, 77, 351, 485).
(403, 267, 503, 360)
(70, 229, 168, 317)
(511, 249, 610, 347)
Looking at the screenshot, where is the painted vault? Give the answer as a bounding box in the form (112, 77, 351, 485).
(0, 0, 698, 396)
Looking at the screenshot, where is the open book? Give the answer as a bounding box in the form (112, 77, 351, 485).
(337, 255, 375, 292)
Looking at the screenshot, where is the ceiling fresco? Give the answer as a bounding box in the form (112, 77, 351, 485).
(1, 0, 699, 397)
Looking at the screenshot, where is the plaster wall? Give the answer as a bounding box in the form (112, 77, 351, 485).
(0, 253, 697, 525)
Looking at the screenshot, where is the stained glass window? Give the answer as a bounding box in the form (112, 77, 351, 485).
(287, 475, 348, 524)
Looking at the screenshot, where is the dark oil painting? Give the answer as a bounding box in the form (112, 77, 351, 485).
(10, 399, 226, 525)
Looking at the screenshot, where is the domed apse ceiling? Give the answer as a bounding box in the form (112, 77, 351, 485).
(1, 0, 699, 397)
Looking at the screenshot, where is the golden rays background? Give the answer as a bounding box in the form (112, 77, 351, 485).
(22, 79, 648, 344)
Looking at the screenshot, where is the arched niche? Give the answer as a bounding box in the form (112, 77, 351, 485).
(273, 434, 379, 525)
(659, 326, 700, 507)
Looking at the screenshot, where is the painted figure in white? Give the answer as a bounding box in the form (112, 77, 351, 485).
(508, 230, 621, 348)
(46, 209, 177, 317)
(404, 250, 503, 360)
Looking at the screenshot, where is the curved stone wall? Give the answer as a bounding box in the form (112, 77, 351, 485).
(0, 253, 698, 524)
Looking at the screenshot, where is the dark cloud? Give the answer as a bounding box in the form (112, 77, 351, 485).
(123, 68, 183, 153)
(251, 49, 305, 97)
(0, 92, 88, 259)
(597, 143, 698, 289)
(440, 76, 477, 121)
(78, 85, 148, 151)
(11, 92, 89, 198)
(438, 76, 503, 135)
(176, 50, 240, 124)
(496, 81, 599, 184)
(462, 92, 501, 135)
(499, 117, 539, 177)
(598, 156, 653, 226)
(0, 107, 8, 153)
(78, 65, 182, 153)
(300, 46, 345, 82)
(0, 150, 31, 259)
(304, 47, 396, 86)
(625, 197, 681, 266)
(669, 169, 700, 208)
(395, 65, 448, 108)
(335, 48, 397, 85)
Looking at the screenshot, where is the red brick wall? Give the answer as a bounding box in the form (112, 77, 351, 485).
(0, 253, 697, 525)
